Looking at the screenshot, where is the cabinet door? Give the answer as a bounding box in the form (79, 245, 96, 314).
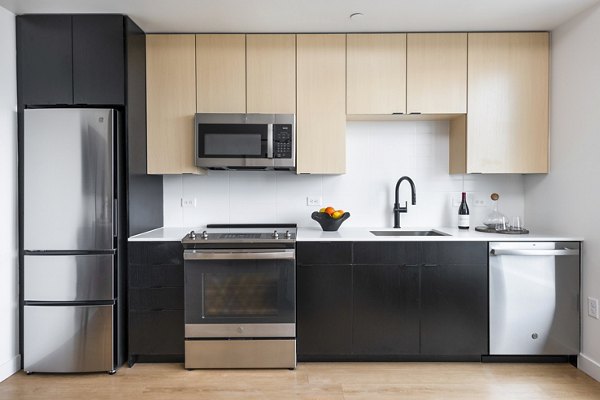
(146, 34, 202, 175)
(128, 242, 185, 359)
(467, 32, 549, 173)
(420, 242, 488, 355)
(17, 15, 73, 105)
(296, 34, 346, 174)
(407, 33, 467, 114)
(353, 264, 420, 355)
(296, 264, 353, 358)
(72, 15, 124, 105)
(196, 34, 246, 113)
(246, 34, 296, 114)
(347, 34, 406, 115)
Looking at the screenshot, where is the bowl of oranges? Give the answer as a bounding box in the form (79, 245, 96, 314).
(311, 206, 350, 231)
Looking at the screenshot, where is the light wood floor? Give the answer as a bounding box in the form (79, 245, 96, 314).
(1, 362, 600, 400)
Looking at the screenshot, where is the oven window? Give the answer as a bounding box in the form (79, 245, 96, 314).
(204, 272, 278, 317)
(185, 257, 296, 325)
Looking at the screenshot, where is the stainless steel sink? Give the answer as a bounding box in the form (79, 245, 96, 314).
(370, 230, 450, 237)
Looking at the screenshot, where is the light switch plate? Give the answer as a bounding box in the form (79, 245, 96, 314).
(588, 297, 599, 319)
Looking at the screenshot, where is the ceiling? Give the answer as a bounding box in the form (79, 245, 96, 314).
(1, 0, 598, 33)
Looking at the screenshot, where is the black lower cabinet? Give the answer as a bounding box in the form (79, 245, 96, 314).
(297, 264, 352, 358)
(296, 241, 489, 361)
(128, 241, 184, 365)
(353, 265, 419, 355)
(420, 243, 488, 356)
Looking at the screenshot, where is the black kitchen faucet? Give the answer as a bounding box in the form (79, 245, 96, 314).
(393, 176, 417, 228)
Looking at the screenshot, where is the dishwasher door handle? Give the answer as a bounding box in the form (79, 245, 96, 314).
(490, 248, 579, 257)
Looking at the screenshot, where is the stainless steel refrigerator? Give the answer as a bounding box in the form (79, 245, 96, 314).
(23, 108, 120, 374)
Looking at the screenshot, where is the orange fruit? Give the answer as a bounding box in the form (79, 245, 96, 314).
(331, 211, 343, 219)
(324, 207, 335, 216)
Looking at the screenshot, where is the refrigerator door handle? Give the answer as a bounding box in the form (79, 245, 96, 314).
(113, 199, 118, 238)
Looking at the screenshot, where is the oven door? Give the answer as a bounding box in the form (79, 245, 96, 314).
(184, 249, 295, 338)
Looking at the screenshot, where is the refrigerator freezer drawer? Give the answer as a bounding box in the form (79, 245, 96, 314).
(24, 305, 114, 373)
(24, 254, 114, 301)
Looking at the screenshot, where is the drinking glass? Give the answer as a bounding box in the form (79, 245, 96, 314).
(511, 216, 523, 231)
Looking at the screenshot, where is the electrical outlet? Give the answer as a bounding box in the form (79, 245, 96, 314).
(588, 297, 599, 319)
(473, 198, 488, 207)
(306, 196, 322, 207)
(181, 198, 197, 208)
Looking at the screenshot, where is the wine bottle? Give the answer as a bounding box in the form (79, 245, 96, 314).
(458, 192, 470, 229)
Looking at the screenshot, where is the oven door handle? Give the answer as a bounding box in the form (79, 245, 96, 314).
(184, 249, 295, 261)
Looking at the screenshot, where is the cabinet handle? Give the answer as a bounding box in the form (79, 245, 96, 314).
(422, 264, 439, 267)
(392, 112, 404, 115)
(403, 264, 419, 268)
(409, 112, 422, 115)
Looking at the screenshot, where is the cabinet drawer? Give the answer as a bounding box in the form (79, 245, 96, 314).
(353, 242, 420, 265)
(129, 263, 183, 288)
(129, 310, 184, 355)
(421, 242, 487, 265)
(129, 288, 184, 311)
(296, 242, 352, 265)
(128, 241, 183, 265)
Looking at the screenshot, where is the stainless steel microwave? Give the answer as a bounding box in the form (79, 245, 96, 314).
(195, 113, 295, 170)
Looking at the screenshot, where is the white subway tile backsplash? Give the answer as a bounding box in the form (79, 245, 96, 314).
(163, 120, 525, 228)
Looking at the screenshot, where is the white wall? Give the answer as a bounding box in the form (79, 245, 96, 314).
(164, 120, 525, 229)
(0, 5, 20, 382)
(525, 2, 600, 382)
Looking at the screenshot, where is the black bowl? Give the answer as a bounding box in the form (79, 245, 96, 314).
(311, 211, 351, 231)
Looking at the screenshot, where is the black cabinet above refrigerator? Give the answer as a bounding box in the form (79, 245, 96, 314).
(17, 14, 125, 106)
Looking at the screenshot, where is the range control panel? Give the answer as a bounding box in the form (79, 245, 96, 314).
(273, 124, 293, 159)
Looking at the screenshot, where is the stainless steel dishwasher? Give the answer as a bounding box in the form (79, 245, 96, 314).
(489, 242, 580, 355)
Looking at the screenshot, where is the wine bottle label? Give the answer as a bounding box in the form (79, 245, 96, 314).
(458, 215, 470, 228)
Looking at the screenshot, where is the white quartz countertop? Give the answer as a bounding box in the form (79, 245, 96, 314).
(296, 227, 583, 242)
(129, 226, 582, 242)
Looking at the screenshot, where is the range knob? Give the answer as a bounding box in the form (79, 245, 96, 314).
(272, 230, 279, 239)
(201, 230, 209, 240)
(189, 230, 196, 239)
(285, 230, 292, 239)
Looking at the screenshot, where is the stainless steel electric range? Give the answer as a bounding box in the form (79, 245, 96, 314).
(181, 224, 296, 369)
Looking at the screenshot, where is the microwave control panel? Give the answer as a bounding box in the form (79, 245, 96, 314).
(273, 124, 293, 158)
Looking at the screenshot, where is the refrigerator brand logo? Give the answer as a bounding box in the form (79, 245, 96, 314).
(99, 117, 104, 123)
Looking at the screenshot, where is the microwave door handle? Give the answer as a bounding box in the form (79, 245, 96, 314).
(267, 124, 274, 159)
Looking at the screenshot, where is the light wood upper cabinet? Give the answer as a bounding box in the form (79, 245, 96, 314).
(347, 34, 407, 115)
(297, 34, 346, 174)
(146, 34, 203, 175)
(246, 34, 296, 114)
(462, 32, 549, 173)
(196, 34, 246, 113)
(406, 33, 467, 114)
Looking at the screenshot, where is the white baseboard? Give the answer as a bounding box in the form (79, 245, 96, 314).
(0, 355, 21, 382)
(579, 353, 600, 382)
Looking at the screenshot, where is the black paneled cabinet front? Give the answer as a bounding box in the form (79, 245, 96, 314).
(296, 241, 488, 360)
(420, 243, 488, 356)
(296, 242, 353, 358)
(17, 14, 125, 106)
(128, 241, 184, 365)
